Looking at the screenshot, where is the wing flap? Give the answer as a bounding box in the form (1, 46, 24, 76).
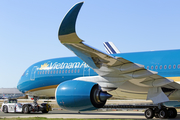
(141, 78, 173, 87)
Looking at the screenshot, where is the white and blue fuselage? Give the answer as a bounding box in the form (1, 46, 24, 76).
(17, 49, 180, 99)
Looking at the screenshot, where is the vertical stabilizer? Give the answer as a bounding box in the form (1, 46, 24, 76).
(103, 42, 120, 54)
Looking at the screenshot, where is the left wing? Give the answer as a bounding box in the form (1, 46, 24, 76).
(59, 2, 134, 71)
(58, 2, 180, 104)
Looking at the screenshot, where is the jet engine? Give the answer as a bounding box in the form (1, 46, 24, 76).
(55, 80, 112, 111)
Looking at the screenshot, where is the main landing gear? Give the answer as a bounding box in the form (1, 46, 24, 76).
(145, 107, 177, 119)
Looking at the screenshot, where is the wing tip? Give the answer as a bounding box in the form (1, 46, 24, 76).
(58, 2, 84, 44)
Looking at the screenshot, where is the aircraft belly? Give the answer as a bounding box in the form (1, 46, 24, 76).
(26, 88, 56, 97)
(116, 81, 149, 93)
(109, 88, 147, 100)
(108, 81, 149, 100)
(168, 89, 180, 100)
(110, 89, 180, 101)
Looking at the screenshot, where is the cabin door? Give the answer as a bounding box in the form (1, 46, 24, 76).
(30, 66, 38, 80)
(83, 64, 90, 76)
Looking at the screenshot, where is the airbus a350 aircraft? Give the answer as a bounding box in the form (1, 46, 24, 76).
(17, 2, 180, 119)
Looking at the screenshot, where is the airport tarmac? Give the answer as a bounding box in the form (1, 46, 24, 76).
(0, 100, 179, 119)
(1, 110, 180, 119)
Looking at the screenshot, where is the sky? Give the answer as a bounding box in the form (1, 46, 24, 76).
(0, 0, 180, 88)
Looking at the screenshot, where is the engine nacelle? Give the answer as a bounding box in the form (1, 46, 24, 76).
(55, 80, 112, 111)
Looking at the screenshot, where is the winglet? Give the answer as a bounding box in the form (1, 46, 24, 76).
(58, 2, 84, 44)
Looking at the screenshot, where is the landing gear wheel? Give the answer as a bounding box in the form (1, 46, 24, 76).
(168, 108, 177, 118)
(145, 108, 154, 119)
(158, 108, 168, 119)
(23, 105, 30, 114)
(3, 105, 8, 113)
(41, 103, 49, 113)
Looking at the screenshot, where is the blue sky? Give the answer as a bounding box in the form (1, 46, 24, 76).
(0, 0, 180, 88)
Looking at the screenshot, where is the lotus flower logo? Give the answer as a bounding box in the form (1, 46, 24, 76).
(39, 63, 49, 70)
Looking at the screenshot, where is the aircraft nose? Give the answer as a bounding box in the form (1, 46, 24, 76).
(17, 77, 25, 93)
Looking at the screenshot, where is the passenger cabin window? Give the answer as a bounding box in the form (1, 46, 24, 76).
(160, 65, 162, 69)
(151, 66, 153, 70)
(155, 65, 158, 70)
(173, 65, 176, 69)
(178, 64, 180, 69)
(164, 65, 167, 69)
(169, 65, 171, 69)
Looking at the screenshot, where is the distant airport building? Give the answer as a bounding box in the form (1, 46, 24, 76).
(0, 88, 24, 99)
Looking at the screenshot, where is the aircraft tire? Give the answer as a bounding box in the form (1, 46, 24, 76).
(158, 108, 168, 119)
(144, 108, 154, 119)
(41, 103, 49, 113)
(168, 108, 177, 118)
(3, 105, 8, 113)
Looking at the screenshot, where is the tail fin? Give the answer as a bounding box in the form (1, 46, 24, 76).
(103, 42, 120, 54)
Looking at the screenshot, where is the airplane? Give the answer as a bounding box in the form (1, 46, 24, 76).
(0, 93, 8, 99)
(17, 2, 180, 119)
